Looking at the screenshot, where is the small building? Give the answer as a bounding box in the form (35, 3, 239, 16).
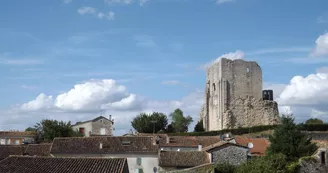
(0, 145, 27, 161)
(71, 116, 114, 137)
(0, 131, 36, 145)
(24, 143, 52, 156)
(234, 136, 270, 156)
(0, 156, 129, 173)
(158, 150, 211, 172)
(50, 136, 159, 173)
(203, 141, 249, 165)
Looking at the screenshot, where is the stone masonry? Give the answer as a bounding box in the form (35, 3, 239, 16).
(200, 58, 280, 131)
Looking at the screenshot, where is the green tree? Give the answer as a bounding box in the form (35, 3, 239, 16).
(131, 112, 168, 133)
(305, 118, 324, 125)
(170, 108, 193, 132)
(267, 115, 318, 162)
(25, 127, 37, 132)
(194, 119, 205, 132)
(34, 119, 82, 141)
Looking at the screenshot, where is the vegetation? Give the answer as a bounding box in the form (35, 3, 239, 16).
(267, 115, 318, 162)
(305, 118, 324, 125)
(215, 163, 236, 173)
(169, 109, 193, 133)
(194, 120, 205, 132)
(32, 119, 82, 142)
(131, 112, 168, 133)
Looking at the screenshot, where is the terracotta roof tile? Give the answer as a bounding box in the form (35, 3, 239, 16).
(202, 141, 248, 151)
(0, 146, 27, 160)
(24, 144, 52, 156)
(0, 156, 128, 173)
(234, 136, 269, 156)
(51, 136, 158, 154)
(159, 136, 221, 147)
(159, 151, 210, 167)
(0, 131, 36, 137)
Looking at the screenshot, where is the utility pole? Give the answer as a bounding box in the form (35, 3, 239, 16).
(150, 120, 157, 134)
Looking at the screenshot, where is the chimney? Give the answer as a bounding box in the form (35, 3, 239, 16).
(166, 137, 170, 144)
(198, 144, 202, 151)
(99, 143, 103, 149)
(109, 115, 112, 121)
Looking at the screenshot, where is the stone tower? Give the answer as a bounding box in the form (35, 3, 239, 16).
(200, 58, 280, 131)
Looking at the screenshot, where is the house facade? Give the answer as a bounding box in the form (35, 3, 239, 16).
(71, 116, 114, 137)
(0, 131, 35, 145)
(51, 136, 159, 173)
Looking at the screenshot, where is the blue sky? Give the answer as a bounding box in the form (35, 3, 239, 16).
(1, 0, 328, 135)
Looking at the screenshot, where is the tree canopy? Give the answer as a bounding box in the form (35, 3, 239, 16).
(194, 119, 205, 132)
(305, 118, 324, 125)
(131, 112, 168, 133)
(267, 114, 318, 162)
(170, 108, 193, 133)
(34, 119, 82, 141)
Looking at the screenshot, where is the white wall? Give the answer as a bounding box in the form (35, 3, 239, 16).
(72, 122, 92, 137)
(52, 153, 159, 173)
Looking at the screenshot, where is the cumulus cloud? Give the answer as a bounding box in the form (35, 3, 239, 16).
(77, 7, 96, 15)
(20, 94, 54, 111)
(311, 33, 328, 57)
(63, 0, 72, 4)
(97, 11, 115, 20)
(216, 0, 234, 5)
(201, 50, 244, 69)
(161, 80, 181, 86)
(104, 0, 149, 6)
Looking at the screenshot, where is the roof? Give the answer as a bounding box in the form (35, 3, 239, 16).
(159, 151, 210, 167)
(312, 140, 328, 148)
(202, 141, 248, 152)
(24, 144, 52, 156)
(0, 145, 27, 160)
(51, 136, 158, 154)
(72, 116, 112, 126)
(0, 156, 128, 173)
(0, 131, 36, 138)
(234, 136, 270, 156)
(159, 136, 221, 147)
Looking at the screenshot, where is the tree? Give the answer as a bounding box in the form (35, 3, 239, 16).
(170, 109, 193, 133)
(267, 114, 318, 162)
(194, 120, 205, 132)
(131, 112, 168, 133)
(34, 119, 82, 142)
(25, 127, 37, 132)
(305, 118, 324, 125)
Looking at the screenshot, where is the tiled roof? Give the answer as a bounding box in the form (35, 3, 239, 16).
(0, 156, 128, 173)
(0, 146, 27, 160)
(24, 144, 52, 156)
(159, 136, 221, 147)
(51, 136, 158, 154)
(202, 141, 248, 151)
(159, 151, 210, 167)
(0, 131, 36, 137)
(72, 116, 112, 126)
(234, 136, 269, 156)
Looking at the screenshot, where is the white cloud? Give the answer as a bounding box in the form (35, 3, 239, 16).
(20, 85, 38, 90)
(216, 0, 234, 5)
(77, 7, 97, 15)
(20, 94, 54, 111)
(311, 33, 328, 57)
(247, 47, 310, 56)
(0, 59, 43, 65)
(201, 50, 244, 69)
(97, 11, 115, 20)
(104, 0, 149, 6)
(139, 0, 150, 6)
(63, 0, 72, 4)
(161, 80, 181, 86)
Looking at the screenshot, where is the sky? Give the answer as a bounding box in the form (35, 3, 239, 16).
(1, 0, 328, 135)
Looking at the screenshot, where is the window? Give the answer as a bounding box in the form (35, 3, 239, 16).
(122, 140, 131, 146)
(100, 119, 103, 123)
(136, 169, 143, 173)
(79, 128, 85, 135)
(0, 139, 5, 145)
(136, 158, 142, 165)
(246, 67, 250, 73)
(321, 151, 326, 165)
(14, 140, 19, 145)
(7, 139, 11, 145)
(100, 128, 106, 135)
(212, 83, 216, 91)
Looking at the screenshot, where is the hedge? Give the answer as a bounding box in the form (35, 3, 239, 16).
(168, 125, 278, 136)
(297, 124, 328, 131)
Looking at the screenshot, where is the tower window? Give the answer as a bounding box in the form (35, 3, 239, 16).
(246, 68, 250, 73)
(212, 83, 216, 91)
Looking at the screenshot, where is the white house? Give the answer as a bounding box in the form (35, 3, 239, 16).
(50, 136, 159, 173)
(71, 116, 114, 137)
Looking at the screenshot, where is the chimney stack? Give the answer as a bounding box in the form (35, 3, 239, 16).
(99, 143, 103, 149)
(166, 137, 170, 144)
(109, 115, 112, 121)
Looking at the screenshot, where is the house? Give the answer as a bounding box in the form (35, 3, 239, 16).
(24, 143, 52, 156)
(0, 156, 129, 173)
(0, 145, 27, 160)
(203, 141, 250, 165)
(158, 151, 211, 172)
(50, 136, 159, 173)
(71, 116, 114, 137)
(158, 135, 221, 151)
(0, 131, 36, 145)
(0, 144, 52, 160)
(234, 136, 270, 156)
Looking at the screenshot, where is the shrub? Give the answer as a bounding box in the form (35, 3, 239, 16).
(215, 163, 236, 173)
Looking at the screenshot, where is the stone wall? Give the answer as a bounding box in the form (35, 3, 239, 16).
(210, 145, 248, 166)
(160, 163, 214, 173)
(91, 118, 113, 136)
(200, 58, 280, 131)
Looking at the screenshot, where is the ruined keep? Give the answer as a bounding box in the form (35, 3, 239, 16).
(200, 58, 280, 131)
